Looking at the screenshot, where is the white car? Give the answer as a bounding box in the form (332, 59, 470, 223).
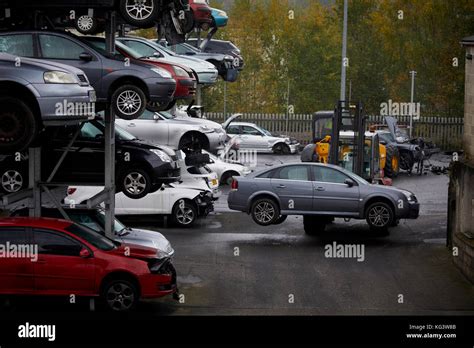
(203, 150, 251, 185)
(116, 110, 227, 153)
(179, 151, 221, 196)
(65, 185, 214, 228)
(117, 37, 219, 85)
(222, 114, 300, 154)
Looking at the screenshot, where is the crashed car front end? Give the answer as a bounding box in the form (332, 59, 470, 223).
(194, 190, 215, 216)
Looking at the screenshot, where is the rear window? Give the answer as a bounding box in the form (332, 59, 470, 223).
(257, 169, 277, 178)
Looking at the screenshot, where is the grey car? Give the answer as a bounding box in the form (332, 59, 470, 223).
(0, 52, 96, 153)
(158, 41, 240, 82)
(228, 163, 420, 234)
(0, 30, 177, 120)
(11, 207, 174, 259)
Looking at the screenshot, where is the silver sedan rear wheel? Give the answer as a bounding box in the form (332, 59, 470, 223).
(251, 198, 279, 226)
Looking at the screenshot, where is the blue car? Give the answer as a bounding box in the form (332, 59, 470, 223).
(211, 7, 228, 27)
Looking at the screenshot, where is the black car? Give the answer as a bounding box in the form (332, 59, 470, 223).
(186, 38, 244, 70)
(0, 30, 177, 120)
(0, 120, 181, 199)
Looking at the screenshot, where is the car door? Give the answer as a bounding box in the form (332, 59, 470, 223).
(33, 228, 95, 294)
(118, 190, 164, 215)
(116, 111, 170, 145)
(310, 166, 360, 215)
(37, 33, 103, 88)
(238, 125, 265, 150)
(271, 165, 313, 213)
(0, 227, 34, 294)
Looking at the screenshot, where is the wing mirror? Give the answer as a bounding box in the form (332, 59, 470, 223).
(79, 52, 93, 62)
(344, 178, 355, 187)
(153, 113, 160, 121)
(79, 248, 91, 258)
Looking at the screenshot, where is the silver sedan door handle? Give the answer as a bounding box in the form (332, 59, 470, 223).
(277, 184, 286, 189)
(315, 186, 325, 191)
(127, 123, 136, 127)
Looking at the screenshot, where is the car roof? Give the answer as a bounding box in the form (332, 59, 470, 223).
(228, 122, 258, 127)
(0, 217, 72, 229)
(251, 162, 347, 175)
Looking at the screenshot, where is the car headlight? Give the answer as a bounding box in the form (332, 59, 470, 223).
(402, 190, 416, 202)
(44, 71, 77, 84)
(151, 149, 171, 162)
(199, 125, 214, 133)
(151, 67, 173, 79)
(284, 138, 291, 144)
(194, 0, 207, 3)
(173, 66, 189, 77)
(217, 10, 227, 16)
(224, 55, 233, 61)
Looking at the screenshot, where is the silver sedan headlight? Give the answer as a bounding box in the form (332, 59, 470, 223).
(44, 71, 77, 84)
(199, 125, 214, 133)
(401, 190, 416, 202)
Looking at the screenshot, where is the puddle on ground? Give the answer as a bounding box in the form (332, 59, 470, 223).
(177, 274, 203, 284)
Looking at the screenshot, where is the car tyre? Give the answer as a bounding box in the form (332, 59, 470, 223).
(303, 216, 326, 236)
(172, 200, 197, 227)
(0, 97, 38, 154)
(0, 166, 27, 194)
(273, 143, 290, 155)
(102, 279, 138, 312)
(400, 151, 414, 172)
(119, 168, 152, 199)
(119, 0, 160, 28)
(111, 84, 147, 120)
(384, 144, 400, 178)
(74, 15, 104, 34)
(365, 201, 394, 233)
(273, 215, 288, 225)
(251, 198, 279, 226)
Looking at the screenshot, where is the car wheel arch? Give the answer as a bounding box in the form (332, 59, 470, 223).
(0, 82, 42, 124)
(108, 76, 150, 100)
(99, 271, 141, 297)
(363, 195, 396, 218)
(247, 192, 281, 213)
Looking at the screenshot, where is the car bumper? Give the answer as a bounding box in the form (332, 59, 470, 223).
(195, 193, 214, 216)
(289, 143, 300, 154)
(33, 84, 96, 122)
(175, 78, 196, 99)
(193, 6, 212, 24)
(144, 77, 176, 103)
(227, 191, 247, 212)
(152, 161, 181, 184)
(140, 260, 178, 298)
(406, 202, 420, 219)
(213, 16, 228, 27)
(196, 70, 219, 85)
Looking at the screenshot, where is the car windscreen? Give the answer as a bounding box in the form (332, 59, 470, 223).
(65, 223, 115, 251)
(159, 111, 175, 119)
(149, 40, 176, 56)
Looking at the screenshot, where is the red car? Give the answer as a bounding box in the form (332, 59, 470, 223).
(0, 217, 177, 311)
(187, 0, 213, 31)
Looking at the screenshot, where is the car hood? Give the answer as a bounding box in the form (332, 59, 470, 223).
(385, 116, 410, 143)
(160, 55, 216, 72)
(120, 138, 176, 156)
(0, 53, 86, 75)
(174, 116, 222, 129)
(367, 183, 413, 196)
(110, 243, 159, 261)
(120, 228, 174, 257)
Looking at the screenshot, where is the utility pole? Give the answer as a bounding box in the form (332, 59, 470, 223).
(409, 70, 417, 138)
(223, 81, 227, 118)
(340, 0, 348, 105)
(286, 79, 290, 134)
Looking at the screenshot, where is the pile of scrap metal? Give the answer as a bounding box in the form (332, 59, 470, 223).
(373, 116, 440, 176)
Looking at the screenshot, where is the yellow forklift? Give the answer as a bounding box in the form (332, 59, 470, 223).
(301, 102, 391, 185)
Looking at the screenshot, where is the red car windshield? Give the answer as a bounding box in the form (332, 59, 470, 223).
(65, 223, 116, 251)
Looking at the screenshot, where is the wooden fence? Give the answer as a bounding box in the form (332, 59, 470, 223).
(205, 112, 464, 150)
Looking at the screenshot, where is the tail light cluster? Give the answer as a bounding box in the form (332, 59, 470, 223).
(67, 187, 77, 195)
(231, 179, 238, 191)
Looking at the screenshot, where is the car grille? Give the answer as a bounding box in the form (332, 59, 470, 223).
(77, 74, 89, 85)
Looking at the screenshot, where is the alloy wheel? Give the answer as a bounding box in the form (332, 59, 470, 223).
(77, 15, 94, 31)
(125, 0, 154, 20)
(106, 282, 135, 311)
(175, 207, 195, 225)
(124, 172, 147, 196)
(116, 90, 142, 117)
(254, 202, 276, 224)
(1, 170, 23, 193)
(368, 205, 390, 227)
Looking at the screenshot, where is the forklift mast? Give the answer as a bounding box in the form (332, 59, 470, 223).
(312, 101, 366, 177)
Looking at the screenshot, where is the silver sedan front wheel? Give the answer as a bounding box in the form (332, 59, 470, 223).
(366, 202, 393, 231)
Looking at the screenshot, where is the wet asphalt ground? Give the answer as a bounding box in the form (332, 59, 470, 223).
(3, 153, 473, 317)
